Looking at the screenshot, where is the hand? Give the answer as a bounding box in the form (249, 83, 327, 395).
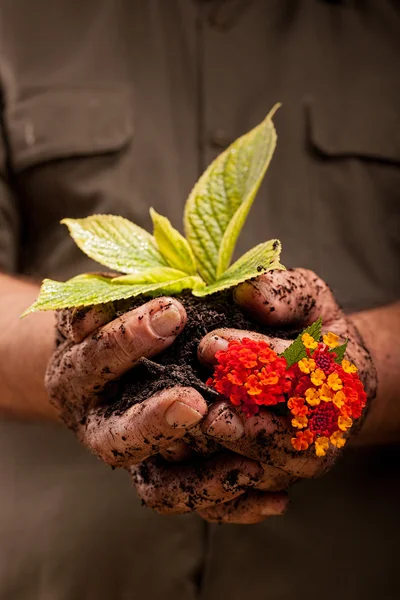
(46, 297, 208, 467)
(197, 268, 377, 479)
(130, 451, 289, 523)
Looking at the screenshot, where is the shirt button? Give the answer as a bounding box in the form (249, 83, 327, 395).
(208, 129, 233, 150)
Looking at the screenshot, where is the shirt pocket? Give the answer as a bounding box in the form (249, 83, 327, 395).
(306, 97, 400, 311)
(7, 88, 133, 171)
(4, 88, 135, 278)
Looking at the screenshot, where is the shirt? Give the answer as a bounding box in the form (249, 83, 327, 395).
(0, 1, 399, 599)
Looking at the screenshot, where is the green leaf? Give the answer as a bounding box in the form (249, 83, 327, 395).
(114, 267, 189, 284)
(22, 273, 204, 315)
(193, 239, 284, 297)
(150, 208, 197, 275)
(62, 215, 167, 274)
(281, 317, 323, 369)
(303, 317, 323, 344)
(331, 340, 348, 364)
(184, 105, 279, 284)
(281, 339, 308, 369)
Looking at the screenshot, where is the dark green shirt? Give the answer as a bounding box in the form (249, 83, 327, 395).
(0, 1, 399, 598)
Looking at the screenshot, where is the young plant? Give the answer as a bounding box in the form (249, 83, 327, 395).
(23, 105, 284, 315)
(23, 103, 368, 458)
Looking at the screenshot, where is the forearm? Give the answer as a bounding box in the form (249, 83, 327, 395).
(351, 302, 400, 444)
(0, 273, 57, 420)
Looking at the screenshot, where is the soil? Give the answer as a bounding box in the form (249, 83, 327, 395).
(100, 290, 298, 418)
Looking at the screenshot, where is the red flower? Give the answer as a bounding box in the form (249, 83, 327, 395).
(307, 402, 340, 437)
(206, 331, 367, 457)
(207, 338, 291, 413)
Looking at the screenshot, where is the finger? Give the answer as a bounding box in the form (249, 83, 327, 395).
(204, 405, 338, 478)
(182, 424, 222, 456)
(201, 400, 244, 441)
(51, 297, 187, 401)
(198, 490, 288, 524)
(234, 268, 342, 327)
(159, 440, 194, 462)
(255, 463, 296, 491)
(198, 328, 290, 367)
(130, 452, 263, 515)
(56, 303, 116, 343)
(80, 386, 207, 466)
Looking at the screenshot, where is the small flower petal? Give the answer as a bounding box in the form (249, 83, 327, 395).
(302, 333, 318, 349)
(310, 368, 326, 387)
(323, 332, 340, 349)
(342, 359, 358, 374)
(315, 436, 330, 457)
(338, 415, 353, 431)
(330, 431, 347, 448)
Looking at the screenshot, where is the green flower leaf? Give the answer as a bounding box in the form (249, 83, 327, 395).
(150, 208, 197, 275)
(281, 317, 323, 369)
(303, 318, 323, 344)
(62, 215, 167, 274)
(22, 273, 204, 315)
(184, 105, 279, 284)
(331, 340, 348, 364)
(193, 239, 284, 297)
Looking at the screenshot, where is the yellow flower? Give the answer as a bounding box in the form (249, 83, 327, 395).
(342, 359, 357, 374)
(338, 415, 353, 431)
(292, 415, 308, 429)
(333, 390, 346, 409)
(302, 333, 318, 350)
(327, 372, 343, 391)
(298, 358, 316, 374)
(323, 332, 340, 349)
(315, 436, 330, 457)
(305, 387, 321, 406)
(330, 431, 347, 449)
(319, 383, 334, 402)
(310, 368, 326, 387)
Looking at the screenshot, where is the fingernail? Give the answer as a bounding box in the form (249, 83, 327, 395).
(150, 304, 182, 337)
(165, 401, 204, 428)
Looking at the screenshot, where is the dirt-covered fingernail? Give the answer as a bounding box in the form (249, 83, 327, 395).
(198, 334, 229, 365)
(150, 304, 184, 338)
(164, 401, 204, 428)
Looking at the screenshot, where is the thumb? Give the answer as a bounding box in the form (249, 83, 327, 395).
(234, 268, 341, 327)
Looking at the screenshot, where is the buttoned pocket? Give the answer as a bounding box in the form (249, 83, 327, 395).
(307, 97, 400, 164)
(4, 88, 135, 279)
(6, 88, 133, 172)
(305, 97, 400, 311)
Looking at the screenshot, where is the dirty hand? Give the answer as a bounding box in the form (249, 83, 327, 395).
(46, 297, 207, 467)
(198, 268, 377, 480)
(129, 451, 289, 523)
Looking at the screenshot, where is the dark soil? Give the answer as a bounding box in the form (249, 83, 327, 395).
(100, 290, 298, 418)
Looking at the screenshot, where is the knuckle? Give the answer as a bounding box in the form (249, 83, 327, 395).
(103, 319, 148, 364)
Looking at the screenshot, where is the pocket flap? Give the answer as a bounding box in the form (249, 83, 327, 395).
(6, 88, 134, 172)
(307, 97, 400, 163)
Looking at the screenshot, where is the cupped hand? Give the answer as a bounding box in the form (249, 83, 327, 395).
(197, 268, 377, 478)
(129, 451, 289, 522)
(46, 297, 207, 467)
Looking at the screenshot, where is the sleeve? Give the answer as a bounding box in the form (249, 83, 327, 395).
(0, 87, 20, 274)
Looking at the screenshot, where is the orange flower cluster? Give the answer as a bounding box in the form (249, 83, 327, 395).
(207, 331, 367, 457)
(289, 335, 366, 456)
(206, 338, 293, 416)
